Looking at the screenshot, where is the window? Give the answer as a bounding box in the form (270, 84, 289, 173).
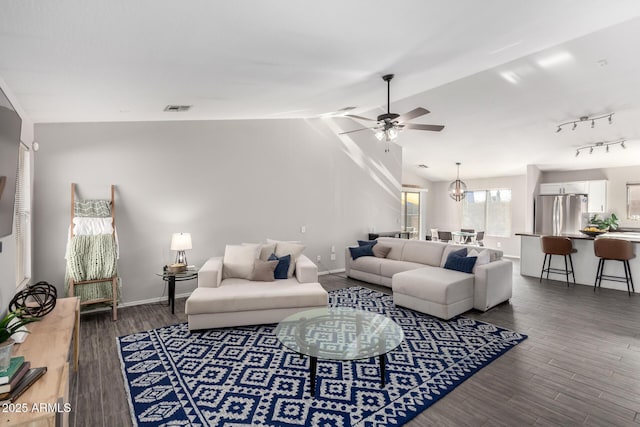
(462, 189, 511, 237)
(401, 191, 420, 240)
(15, 143, 31, 287)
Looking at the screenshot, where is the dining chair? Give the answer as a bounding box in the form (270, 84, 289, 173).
(430, 228, 439, 241)
(475, 231, 485, 246)
(460, 228, 475, 244)
(437, 231, 452, 243)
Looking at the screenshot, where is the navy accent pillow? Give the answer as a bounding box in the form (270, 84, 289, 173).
(349, 244, 375, 260)
(450, 248, 467, 257)
(268, 253, 291, 280)
(357, 240, 378, 247)
(444, 251, 477, 273)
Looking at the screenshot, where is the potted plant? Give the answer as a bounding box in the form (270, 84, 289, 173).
(588, 213, 619, 231)
(0, 309, 39, 371)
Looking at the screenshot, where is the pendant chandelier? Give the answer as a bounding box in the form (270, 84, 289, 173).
(448, 162, 467, 202)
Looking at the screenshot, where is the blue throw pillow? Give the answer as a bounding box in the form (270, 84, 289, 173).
(357, 240, 378, 247)
(268, 253, 291, 280)
(444, 251, 477, 273)
(450, 248, 467, 258)
(349, 244, 375, 260)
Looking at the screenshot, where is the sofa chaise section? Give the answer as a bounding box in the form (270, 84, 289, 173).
(345, 237, 512, 319)
(186, 255, 328, 330)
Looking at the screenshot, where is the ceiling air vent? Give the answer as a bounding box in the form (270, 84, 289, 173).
(418, 164, 429, 169)
(164, 105, 192, 112)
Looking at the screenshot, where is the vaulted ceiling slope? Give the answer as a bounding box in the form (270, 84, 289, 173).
(1, 1, 640, 179)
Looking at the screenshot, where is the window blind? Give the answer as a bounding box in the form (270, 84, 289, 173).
(14, 143, 30, 287)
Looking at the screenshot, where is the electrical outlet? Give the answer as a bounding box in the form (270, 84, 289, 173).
(316, 255, 321, 262)
(301, 225, 306, 233)
(496, 242, 502, 248)
(330, 253, 336, 261)
(330, 245, 335, 253)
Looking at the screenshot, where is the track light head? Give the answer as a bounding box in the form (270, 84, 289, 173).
(572, 123, 577, 131)
(575, 150, 580, 157)
(608, 114, 613, 124)
(556, 126, 562, 133)
(621, 141, 626, 149)
(606, 145, 610, 153)
(589, 147, 594, 154)
(591, 120, 595, 128)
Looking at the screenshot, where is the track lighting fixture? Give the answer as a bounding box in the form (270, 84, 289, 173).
(575, 138, 628, 157)
(556, 113, 614, 132)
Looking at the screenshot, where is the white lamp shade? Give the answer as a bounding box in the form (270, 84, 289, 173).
(170, 233, 192, 251)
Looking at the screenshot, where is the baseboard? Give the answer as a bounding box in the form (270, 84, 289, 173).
(79, 270, 346, 313)
(78, 292, 193, 314)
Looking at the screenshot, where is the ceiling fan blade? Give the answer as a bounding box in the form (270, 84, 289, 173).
(339, 127, 376, 135)
(395, 107, 430, 124)
(404, 123, 445, 132)
(345, 114, 377, 122)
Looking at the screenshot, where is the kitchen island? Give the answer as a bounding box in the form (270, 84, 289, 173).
(517, 232, 640, 294)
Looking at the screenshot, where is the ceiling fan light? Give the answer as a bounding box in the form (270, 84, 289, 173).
(388, 128, 399, 140)
(374, 130, 385, 141)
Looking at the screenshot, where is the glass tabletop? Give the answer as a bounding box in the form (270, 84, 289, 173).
(275, 307, 404, 361)
(452, 231, 476, 236)
(155, 267, 198, 279)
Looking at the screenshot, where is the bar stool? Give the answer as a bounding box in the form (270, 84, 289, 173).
(540, 236, 577, 287)
(593, 238, 636, 296)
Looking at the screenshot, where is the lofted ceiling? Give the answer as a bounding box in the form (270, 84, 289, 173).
(1, 1, 640, 181)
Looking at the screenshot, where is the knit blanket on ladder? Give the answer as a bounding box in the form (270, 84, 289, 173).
(65, 234, 120, 303)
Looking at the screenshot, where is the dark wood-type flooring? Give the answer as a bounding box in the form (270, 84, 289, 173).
(69, 261, 640, 426)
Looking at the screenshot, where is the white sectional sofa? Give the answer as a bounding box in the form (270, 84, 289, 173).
(186, 254, 328, 330)
(345, 238, 512, 319)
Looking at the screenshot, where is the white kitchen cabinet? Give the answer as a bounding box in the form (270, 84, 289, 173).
(539, 183, 564, 194)
(539, 181, 587, 194)
(587, 180, 607, 213)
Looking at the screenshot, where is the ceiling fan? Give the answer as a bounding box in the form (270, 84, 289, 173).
(339, 74, 444, 149)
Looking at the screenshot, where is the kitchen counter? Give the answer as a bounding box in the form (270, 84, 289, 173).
(516, 232, 596, 240)
(517, 233, 639, 293)
(516, 231, 640, 242)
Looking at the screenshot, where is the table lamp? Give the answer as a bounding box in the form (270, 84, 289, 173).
(170, 232, 192, 266)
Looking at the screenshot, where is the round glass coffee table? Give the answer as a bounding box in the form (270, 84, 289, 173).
(275, 307, 404, 397)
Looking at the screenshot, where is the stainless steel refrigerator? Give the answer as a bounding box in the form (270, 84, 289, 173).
(534, 194, 589, 235)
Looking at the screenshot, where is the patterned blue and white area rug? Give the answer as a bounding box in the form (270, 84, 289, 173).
(118, 287, 527, 426)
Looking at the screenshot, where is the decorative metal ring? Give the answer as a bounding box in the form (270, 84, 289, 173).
(9, 281, 57, 318)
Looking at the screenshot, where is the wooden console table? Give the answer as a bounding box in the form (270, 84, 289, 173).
(2, 297, 80, 427)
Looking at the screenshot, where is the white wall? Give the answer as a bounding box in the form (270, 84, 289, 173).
(0, 76, 33, 313)
(32, 118, 402, 304)
(541, 165, 640, 229)
(426, 175, 526, 257)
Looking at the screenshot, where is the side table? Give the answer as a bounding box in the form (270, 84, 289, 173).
(156, 267, 198, 314)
